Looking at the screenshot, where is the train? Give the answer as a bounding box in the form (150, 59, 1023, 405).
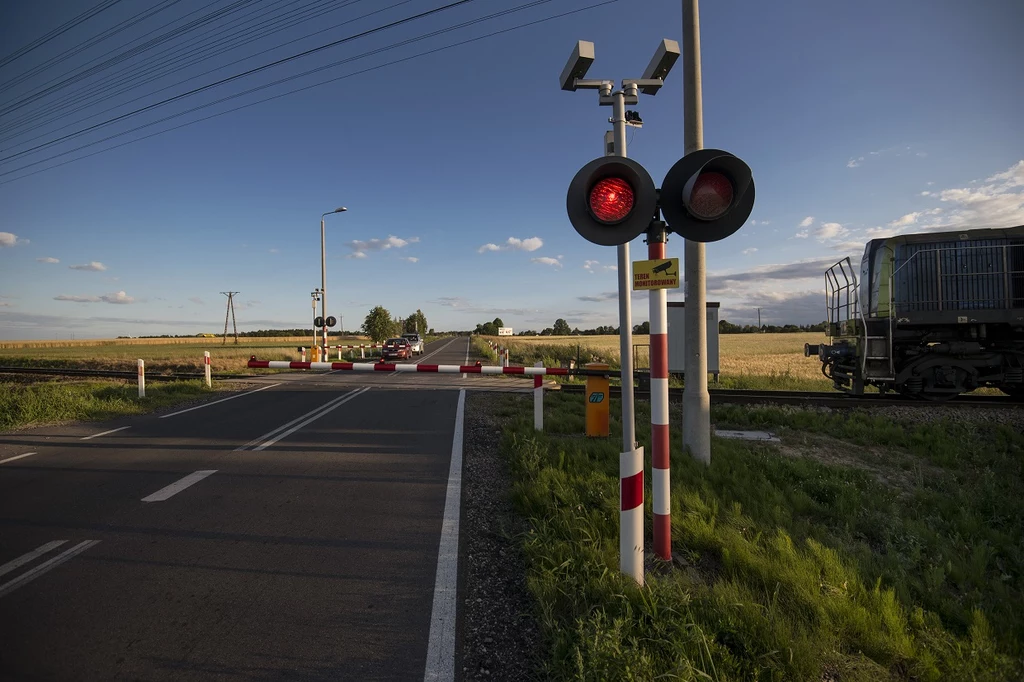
(806, 225, 1024, 400)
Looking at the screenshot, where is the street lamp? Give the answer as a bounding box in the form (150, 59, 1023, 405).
(320, 206, 347, 360)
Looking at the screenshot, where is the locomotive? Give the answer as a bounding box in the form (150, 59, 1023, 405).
(806, 225, 1024, 400)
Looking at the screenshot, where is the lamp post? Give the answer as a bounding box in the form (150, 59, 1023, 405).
(320, 206, 347, 360)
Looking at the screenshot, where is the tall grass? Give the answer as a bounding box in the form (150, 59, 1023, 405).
(492, 392, 1023, 680)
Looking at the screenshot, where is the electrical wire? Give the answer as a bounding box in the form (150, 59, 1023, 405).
(0, 0, 375, 142)
(0, 0, 619, 186)
(0, 0, 123, 72)
(0, 0, 480, 163)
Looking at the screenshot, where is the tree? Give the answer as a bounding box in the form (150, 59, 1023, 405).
(632, 321, 650, 335)
(411, 309, 428, 335)
(552, 318, 571, 336)
(362, 306, 395, 343)
(492, 317, 504, 329)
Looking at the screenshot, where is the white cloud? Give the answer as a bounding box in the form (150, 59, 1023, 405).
(189, 297, 204, 305)
(921, 191, 931, 196)
(0, 232, 28, 248)
(889, 212, 922, 228)
(346, 235, 418, 258)
(69, 261, 107, 271)
(742, 248, 758, 255)
(794, 230, 809, 239)
(532, 256, 563, 268)
(478, 236, 544, 254)
(55, 294, 99, 303)
(101, 291, 134, 304)
(816, 222, 846, 241)
(833, 240, 865, 253)
(402, 256, 419, 263)
(37, 257, 59, 263)
(0, 301, 13, 307)
(846, 157, 864, 168)
(798, 216, 814, 228)
(583, 259, 616, 273)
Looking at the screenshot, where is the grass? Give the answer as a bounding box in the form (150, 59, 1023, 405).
(0, 379, 217, 431)
(490, 392, 1023, 680)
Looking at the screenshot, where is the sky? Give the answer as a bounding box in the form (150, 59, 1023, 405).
(0, 0, 1022, 340)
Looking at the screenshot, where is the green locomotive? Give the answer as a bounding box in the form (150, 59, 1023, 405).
(806, 225, 1024, 399)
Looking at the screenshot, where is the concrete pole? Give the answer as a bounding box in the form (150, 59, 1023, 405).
(611, 88, 644, 586)
(682, 0, 711, 465)
(137, 359, 145, 398)
(204, 351, 211, 388)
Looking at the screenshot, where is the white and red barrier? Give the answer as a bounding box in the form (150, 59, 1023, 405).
(534, 361, 543, 431)
(247, 359, 578, 375)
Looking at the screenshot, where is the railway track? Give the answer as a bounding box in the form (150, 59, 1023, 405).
(0, 366, 255, 382)
(557, 383, 1023, 408)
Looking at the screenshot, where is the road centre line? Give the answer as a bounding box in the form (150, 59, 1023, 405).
(423, 389, 465, 682)
(0, 540, 66, 579)
(0, 452, 37, 465)
(0, 540, 100, 599)
(252, 387, 370, 452)
(159, 382, 283, 418)
(463, 336, 469, 379)
(141, 470, 218, 502)
(81, 426, 131, 440)
(233, 387, 367, 452)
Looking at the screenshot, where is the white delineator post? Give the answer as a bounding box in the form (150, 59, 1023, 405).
(137, 359, 145, 398)
(534, 361, 543, 431)
(648, 226, 672, 560)
(204, 351, 211, 388)
(300, 347, 306, 362)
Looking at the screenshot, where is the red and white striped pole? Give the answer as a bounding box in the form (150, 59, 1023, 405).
(621, 444, 644, 584)
(300, 347, 306, 362)
(204, 351, 211, 388)
(649, 224, 672, 560)
(534, 361, 543, 430)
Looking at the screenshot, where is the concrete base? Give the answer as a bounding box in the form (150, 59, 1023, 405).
(713, 429, 781, 443)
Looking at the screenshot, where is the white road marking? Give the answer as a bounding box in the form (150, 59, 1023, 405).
(253, 387, 370, 452)
(0, 540, 66, 579)
(423, 388, 465, 682)
(0, 452, 37, 465)
(462, 336, 469, 379)
(159, 382, 283, 418)
(142, 470, 218, 502)
(234, 387, 369, 452)
(0, 540, 100, 599)
(80, 426, 131, 440)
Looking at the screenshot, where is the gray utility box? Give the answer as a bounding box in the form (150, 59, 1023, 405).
(666, 301, 721, 380)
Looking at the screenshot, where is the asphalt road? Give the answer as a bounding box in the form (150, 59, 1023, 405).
(0, 336, 523, 681)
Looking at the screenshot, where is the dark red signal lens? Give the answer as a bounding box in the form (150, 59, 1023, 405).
(688, 172, 733, 219)
(589, 177, 634, 223)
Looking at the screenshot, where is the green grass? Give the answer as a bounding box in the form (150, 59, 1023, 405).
(0, 379, 216, 431)
(491, 392, 1023, 680)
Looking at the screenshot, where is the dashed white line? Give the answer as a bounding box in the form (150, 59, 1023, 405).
(0, 540, 100, 599)
(141, 470, 218, 502)
(423, 389, 465, 682)
(159, 382, 283, 418)
(0, 452, 37, 465)
(252, 387, 370, 452)
(0, 540, 66, 579)
(80, 426, 131, 440)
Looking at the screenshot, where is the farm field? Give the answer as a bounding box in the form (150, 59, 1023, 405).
(0, 336, 380, 374)
(484, 333, 830, 389)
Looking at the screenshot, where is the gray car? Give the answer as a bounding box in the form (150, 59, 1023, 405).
(401, 333, 424, 355)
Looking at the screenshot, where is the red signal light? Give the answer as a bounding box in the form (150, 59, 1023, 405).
(687, 172, 733, 220)
(589, 177, 634, 223)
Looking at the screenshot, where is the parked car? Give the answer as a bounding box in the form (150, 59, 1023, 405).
(401, 333, 424, 355)
(381, 337, 412, 361)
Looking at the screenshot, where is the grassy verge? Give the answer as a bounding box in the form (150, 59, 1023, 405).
(492, 392, 1023, 680)
(0, 379, 216, 431)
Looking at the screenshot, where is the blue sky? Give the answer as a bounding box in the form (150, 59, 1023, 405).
(1, 0, 1022, 339)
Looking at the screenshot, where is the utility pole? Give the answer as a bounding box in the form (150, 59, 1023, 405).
(221, 292, 239, 345)
(757, 307, 762, 329)
(682, 0, 711, 465)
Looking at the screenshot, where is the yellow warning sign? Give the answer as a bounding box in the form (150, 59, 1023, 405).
(632, 258, 680, 290)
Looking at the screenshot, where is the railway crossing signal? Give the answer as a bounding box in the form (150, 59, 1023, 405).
(566, 156, 658, 246)
(566, 149, 754, 244)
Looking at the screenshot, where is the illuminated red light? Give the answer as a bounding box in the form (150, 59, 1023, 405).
(589, 177, 634, 223)
(688, 172, 733, 219)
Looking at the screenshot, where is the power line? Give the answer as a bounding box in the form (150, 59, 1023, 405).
(0, 0, 123, 72)
(0, 0, 394, 146)
(0, 0, 618, 186)
(0, 0, 479, 163)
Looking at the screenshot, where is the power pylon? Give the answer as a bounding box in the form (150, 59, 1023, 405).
(221, 292, 239, 345)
